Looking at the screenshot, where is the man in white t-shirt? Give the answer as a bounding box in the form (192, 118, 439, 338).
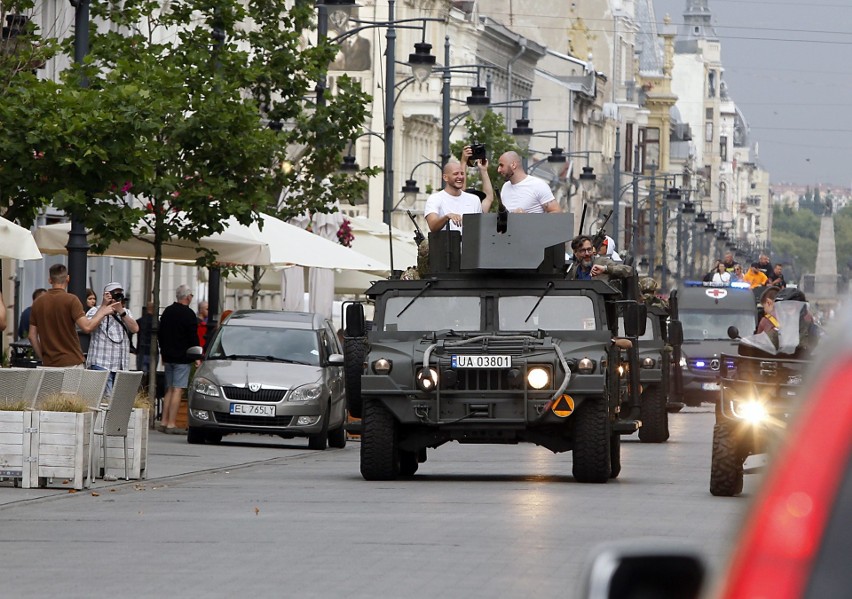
(424, 147, 493, 232)
(496, 151, 560, 213)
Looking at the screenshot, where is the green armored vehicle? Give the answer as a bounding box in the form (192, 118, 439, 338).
(344, 212, 646, 483)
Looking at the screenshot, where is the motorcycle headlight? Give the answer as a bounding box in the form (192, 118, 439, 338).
(641, 357, 656, 369)
(527, 367, 550, 390)
(288, 383, 323, 402)
(416, 368, 438, 392)
(193, 377, 220, 397)
(731, 399, 769, 424)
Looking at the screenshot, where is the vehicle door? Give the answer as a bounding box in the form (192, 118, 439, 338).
(322, 322, 345, 420)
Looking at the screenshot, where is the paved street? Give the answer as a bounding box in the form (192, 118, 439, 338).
(0, 406, 753, 598)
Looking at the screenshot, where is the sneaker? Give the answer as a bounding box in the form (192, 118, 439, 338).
(155, 423, 166, 432)
(165, 427, 186, 435)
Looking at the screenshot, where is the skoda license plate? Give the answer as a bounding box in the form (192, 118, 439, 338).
(230, 403, 275, 417)
(452, 355, 511, 369)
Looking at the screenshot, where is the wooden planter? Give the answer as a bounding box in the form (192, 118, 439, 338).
(97, 408, 149, 480)
(32, 411, 92, 490)
(0, 411, 92, 490)
(0, 411, 35, 484)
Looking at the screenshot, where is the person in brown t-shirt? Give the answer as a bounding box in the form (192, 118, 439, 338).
(29, 264, 116, 367)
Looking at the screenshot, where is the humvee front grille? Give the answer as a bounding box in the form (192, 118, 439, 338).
(454, 369, 513, 391)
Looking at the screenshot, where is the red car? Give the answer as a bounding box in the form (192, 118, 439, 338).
(582, 319, 852, 598)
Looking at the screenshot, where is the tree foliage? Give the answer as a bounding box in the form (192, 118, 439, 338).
(770, 205, 819, 280)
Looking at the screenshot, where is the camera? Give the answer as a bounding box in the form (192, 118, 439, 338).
(110, 291, 125, 304)
(470, 142, 487, 164)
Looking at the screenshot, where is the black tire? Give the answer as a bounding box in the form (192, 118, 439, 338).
(344, 337, 368, 418)
(609, 431, 621, 479)
(328, 423, 347, 449)
(710, 422, 745, 496)
(399, 450, 419, 476)
(638, 385, 669, 443)
(206, 431, 223, 444)
(308, 410, 329, 450)
(572, 398, 611, 483)
(360, 398, 399, 481)
(666, 402, 684, 413)
(187, 427, 206, 444)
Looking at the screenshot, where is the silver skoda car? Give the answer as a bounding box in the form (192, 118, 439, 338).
(187, 310, 347, 449)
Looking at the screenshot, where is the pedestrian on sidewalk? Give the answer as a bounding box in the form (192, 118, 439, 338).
(86, 282, 139, 398)
(158, 284, 199, 434)
(29, 264, 115, 367)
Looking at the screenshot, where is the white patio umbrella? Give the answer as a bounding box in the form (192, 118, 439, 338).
(347, 216, 419, 271)
(34, 220, 271, 264)
(34, 213, 388, 271)
(0, 216, 42, 260)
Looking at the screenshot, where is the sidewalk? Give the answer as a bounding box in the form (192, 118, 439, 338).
(0, 429, 317, 507)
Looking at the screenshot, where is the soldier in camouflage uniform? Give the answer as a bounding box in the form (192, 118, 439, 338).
(639, 277, 669, 310)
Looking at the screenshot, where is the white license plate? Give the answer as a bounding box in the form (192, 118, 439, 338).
(451, 355, 512, 369)
(230, 403, 276, 417)
(702, 382, 721, 391)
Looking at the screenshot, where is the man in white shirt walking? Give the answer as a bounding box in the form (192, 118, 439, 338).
(424, 146, 494, 233)
(496, 150, 561, 213)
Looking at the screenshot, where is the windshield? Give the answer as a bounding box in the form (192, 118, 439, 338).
(384, 296, 481, 332)
(207, 325, 320, 365)
(681, 310, 755, 341)
(499, 296, 596, 331)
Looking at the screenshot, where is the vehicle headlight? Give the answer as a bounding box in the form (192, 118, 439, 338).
(679, 356, 688, 369)
(641, 357, 656, 369)
(193, 377, 220, 397)
(372, 358, 392, 374)
(416, 368, 438, 392)
(577, 358, 595, 374)
(288, 383, 323, 402)
(527, 367, 550, 390)
(731, 399, 769, 424)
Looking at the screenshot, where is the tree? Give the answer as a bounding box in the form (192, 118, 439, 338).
(0, 0, 375, 391)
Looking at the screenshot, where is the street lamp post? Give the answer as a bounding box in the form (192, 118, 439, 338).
(612, 127, 620, 251)
(67, 0, 91, 303)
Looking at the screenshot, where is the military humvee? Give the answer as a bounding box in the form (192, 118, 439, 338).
(343, 212, 645, 483)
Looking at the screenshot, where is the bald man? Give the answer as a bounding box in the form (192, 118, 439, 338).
(496, 151, 560, 213)
(424, 146, 493, 232)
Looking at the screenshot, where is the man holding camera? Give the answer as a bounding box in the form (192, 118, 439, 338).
(86, 282, 139, 397)
(424, 145, 493, 233)
(497, 151, 561, 213)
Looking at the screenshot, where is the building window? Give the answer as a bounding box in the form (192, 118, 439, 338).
(705, 121, 713, 143)
(625, 124, 634, 172)
(639, 127, 660, 173)
(708, 70, 716, 98)
(719, 182, 728, 211)
(720, 135, 727, 161)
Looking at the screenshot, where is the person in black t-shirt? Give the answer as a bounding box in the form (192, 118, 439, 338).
(157, 285, 198, 434)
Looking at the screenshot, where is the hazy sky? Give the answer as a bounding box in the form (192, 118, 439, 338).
(652, 0, 852, 189)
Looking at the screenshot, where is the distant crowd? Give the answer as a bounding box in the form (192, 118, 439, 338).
(702, 252, 786, 290)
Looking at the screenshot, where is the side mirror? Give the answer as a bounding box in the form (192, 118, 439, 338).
(187, 346, 203, 359)
(667, 320, 683, 346)
(345, 303, 367, 337)
(727, 326, 740, 340)
(328, 353, 344, 366)
(581, 543, 705, 599)
(623, 302, 648, 337)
